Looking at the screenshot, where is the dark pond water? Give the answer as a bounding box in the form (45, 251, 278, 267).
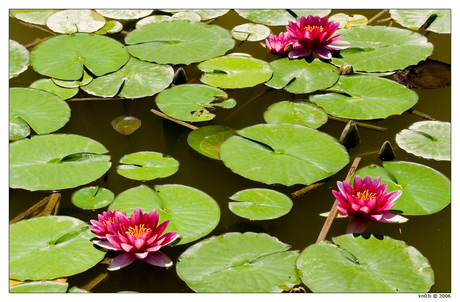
(9, 9, 451, 293)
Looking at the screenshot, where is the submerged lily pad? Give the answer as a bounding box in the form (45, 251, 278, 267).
(9, 134, 111, 191)
(117, 152, 179, 181)
(30, 33, 129, 80)
(10, 9, 61, 25)
(109, 184, 220, 245)
(9, 281, 69, 293)
(353, 161, 451, 215)
(187, 125, 237, 160)
(125, 20, 235, 65)
(396, 121, 450, 161)
(95, 9, 153, 20)
(229, 188, 293, 220)
(9, 40, 29, 79)
(9, 216, 106, 281)
(156, 84, 236, 122)
(72, 186, 114, 210)
(310, 75, 418, 120)
(390, 9, 450, 34)
(30, 78, 78, 100)
(81, 57, 174, 98)
(264, 100, 328, 128)
(46, 10, 106, 33)
(331, 26, 433, 72)
(265, 58, 339, 94)
(235, 9, 331, 26)
(219, 124, 349, 186)
(111, 116, 141, 135)
(392, 59, 451, 89)
(176, 232, 300, 292)
(296, 234, 434, 292)
(199, 54, 273, 88)
(231, 23, 270, 41)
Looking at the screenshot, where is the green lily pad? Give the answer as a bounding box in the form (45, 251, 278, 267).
(328, 13, 368, 28)
(231, 23, 271, 41)
(9, 40, 29, 79)
(187, 125, 237, 160)
(125, 20, 235, 65)
(160, 9, 229, 20)
(296, 234, 434, 292)
(46, 10, 106, 34)
(353, 161, 451, 215)
(81, 57, 174, 98)
(264, 100, 328, 128)
(9, 281, 69, 293)
(52, 70, 93, 88)
(109, 184, 220, 245)
(30, 33, 130, 80)
(9, 216, 106, 281)
(390, 9, 450, 34)
(172, 12, 201, 22)
(94, 20, 123, 34)
(10, 9, 61, 25)
(331, 26, 433, 72)
(30, 78, 78, 100)
(136, 15, 175, 28)
(117, 152, 179, 181)
(95, 9, 153, 20)
(198, 54, 272, 89)
(229, 188, 293, 220)
(219, 124, 349, 186)
(156, 84, 236, 122)
(176, 232, 300, 292)
(265, 58, 339, 94)
(9, 134, 111, 191)
(9, 88, 71, 138)
(72, 186, 115, 210)
(9, 115, 30, 141)
(111, 116, 141, 135)
(395, 121, 450, 161)
(234, 9, 331, 26)
(309, 75, 418, 120)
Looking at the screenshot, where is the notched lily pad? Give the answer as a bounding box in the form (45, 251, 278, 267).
(264, 100, 328, 128)
(30, 78, 79, 100)
(95, 9, 153, 20)
(9, 40, 29, 79)
(328, 13, 368, 28)
(72, 186, 114, 210)
(117, 151, 179, 181)
(159, 9, 229, 20)
(389, 9, 450, 34)
(235, 9, 331, 26)
(46, 10, 106, 33)
(393, 59, 451, 89)
(111, 116, 141, 135)
(10, 9, 61, 25)
(231, 23, 271, 41)
(187, 125, 237, 160)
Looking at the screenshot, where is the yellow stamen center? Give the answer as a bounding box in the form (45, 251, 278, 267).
(126, 224, 151, 239)
(102, 217, 115, 226)
(305, 25, 324, 32)
(355, 190, 377, 200)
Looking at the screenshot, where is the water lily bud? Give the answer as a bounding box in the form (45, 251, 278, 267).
(339, 120, 360, 149)
(173, 67, 187, 85)
(378, 140, 395, 161)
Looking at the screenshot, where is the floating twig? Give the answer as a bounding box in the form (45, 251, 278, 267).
(80, 272, 109, 292)
(376, 17, 392, 24)
(316, 157, 361, 243)
(150, 109, 198, 130)
(9, 192, 60, 224)
(367, 9, 388, 24)
(291, 182, 325, 198)
(328, 115, 387, 132)
(24, 37, 51, 48)
(39, 193, 61, 216)
(407, 109, 436, 121)
(18, 20, 56, 35)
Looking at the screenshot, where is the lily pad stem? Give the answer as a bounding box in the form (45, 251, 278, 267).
(328, 115, 387, 132)
(291, 181, 325, 198)
(150, 109, 198, 130)
(9, 192, 61, 224)
(367, 9, 388, 24)
(407, 109, 436, 121)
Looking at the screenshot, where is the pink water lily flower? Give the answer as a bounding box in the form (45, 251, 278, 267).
(92, 207, 180, 271)
(287, 15, 350, 59)
(264, 32, 293, 55)
(332, 175, 408, 233)
(89, 209, 124, 240)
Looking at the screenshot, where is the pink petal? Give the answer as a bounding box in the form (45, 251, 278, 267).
(120, 243, 135, 253)
(386, 190, 403, 203)
(144, 251, 173, 267)
(134, 251, 149, 259)
(92, 239, 119, 251)
(159, 232, 180, 246)
(134, 238, 146, 250)
(145, 245, 162, 253)
(336, 204, 350, 216)
(379, 212, 408, 223)
(288, 47, 311, 58)
(106, 234, 122, 250)
(155, 220, 170, 236)
(108, 253, 136, 271)
(346, 218, 369, 234)
(368, 213, 383, 222)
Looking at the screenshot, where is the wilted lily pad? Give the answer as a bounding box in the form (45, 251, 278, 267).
(353, 161, 451, 215)
(235, 9, 331, 26)
(264, 101, 328, 128)
(328, 13, 368, 28)
(109, 184, 220, 245)
(229, 188, 293, 220)
(9, 40, 29, 79)
(9, 134, 111, 191)
(331, 26, 433, 72)
(111, 116, 141, 135)
(117, 152, 179, 181)
(9, 216, 106, 281)
(125, 20, 235, 65)
(94, 20, 123, 34)
(95, 9, 153, 20)
(265, 58, 339, 94)
(10, 9, 61, 25)
(156, 84, 236, 122)
(46, 10, 106, 33)
(389, 9, 450, 34)
(310, 75, 418, 120)
(9, 281, 69, 293)
(81, 57, 173, 98)
(296, 234, 434, 292)
(219, 123, 349, 186)
(187, 125, 237, 160)
(72, 186, 114, 210)
(392, 59, 451, 89)
(231, 23, 270, 41)
(30, 79, 78, 100)
(396, 121, 450, 161)
(30, 33, 129, 80)
(199, 54, 273, 88)
(176, 232, 300, 292)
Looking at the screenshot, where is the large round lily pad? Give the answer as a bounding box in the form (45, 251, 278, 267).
(9, 40, 29, 79)
(117, 151, 179, 181)
(10, 9, 61, 25)
(219, 124, 349, 186)
(9, 134, 111, 191)
(30, 33, 129, 80)
(353, 161, 450, 215)
(72, 186, 114, 210)
(265, 58, 339, 94)
(46, 10, 106, 34)
(198, 54, 273, 89)
(389, 9, 450, 34)
(187, 125, 237, 160)
(234, 9, 331, 26)
(9, 216, 106, 281)
(310, 75, 418, 120)
(264, 100, 328, 128)
(296, 234, 434, 292)
(125, 20, 235, 65)
(176, 232, 300, 292)
(331, 26, 433, 72)
(109, 184, 220, 245)
(395, 121, 450, 161)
